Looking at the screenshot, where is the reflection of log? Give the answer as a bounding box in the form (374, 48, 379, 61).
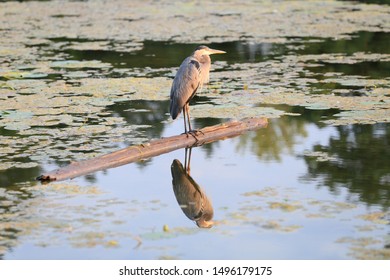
(37, 117, 268, 182)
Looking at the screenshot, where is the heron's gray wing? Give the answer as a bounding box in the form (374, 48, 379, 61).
(170, 57, 201, 119)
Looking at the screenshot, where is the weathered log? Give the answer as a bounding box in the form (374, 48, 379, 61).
(37, 117, 268, 182)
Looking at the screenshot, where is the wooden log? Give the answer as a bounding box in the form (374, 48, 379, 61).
(37, 117, 268, 182)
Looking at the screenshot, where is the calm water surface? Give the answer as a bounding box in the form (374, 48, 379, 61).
(1, 30, 389, 259)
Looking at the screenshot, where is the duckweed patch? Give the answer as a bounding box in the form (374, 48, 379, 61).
(1, 180, 389, 259)
(0, 181, 167, 255)
(1, 0, 389, 45)
(0, 77, 170, 166)
(336, 237, 390, 260)
(221, 186, 388, 242)
(0, 0, 389, 173)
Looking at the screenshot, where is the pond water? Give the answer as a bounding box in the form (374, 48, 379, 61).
(0, 1, 390, 260)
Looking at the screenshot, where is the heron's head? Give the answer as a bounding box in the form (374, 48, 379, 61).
(193, 45, 226, 57)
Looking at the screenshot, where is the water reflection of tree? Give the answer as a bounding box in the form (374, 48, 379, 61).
(109, 100, 169, 140)
(66, 40, 283, 70)
(236, 117, 306, 161)
(299, 31, 390, 79)
(234, 105, 390, 208)
(0, 167, 41, 189)
(299, 31, 389, 56)
(303, 123, 390, 208)
(0, 172, 37, 260)
(235, 106, 327, 161)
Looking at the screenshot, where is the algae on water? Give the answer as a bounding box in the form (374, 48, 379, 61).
(0, 1, 389, 172)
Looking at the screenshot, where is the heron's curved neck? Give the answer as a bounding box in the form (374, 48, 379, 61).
(198, 54, 210, 64)
(199, 55, 211, 85)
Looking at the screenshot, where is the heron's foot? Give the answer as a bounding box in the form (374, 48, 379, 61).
(183, 130, 200, 144)
(197, 129, 205, 136)
(190, 131, 202, 145)
(188, 129, 201, 137)
(181, 129, 200, 136)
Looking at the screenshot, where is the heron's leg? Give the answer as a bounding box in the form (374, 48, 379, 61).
(184, 147, 188, 170)
(186, 104, 193, 132)
(183, 105, 188, 134)
(184, 147, 192, 175)
(187, 147, 192, 175)
(184, 104, 202, 145)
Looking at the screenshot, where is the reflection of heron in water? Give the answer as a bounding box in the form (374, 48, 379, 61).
(170, 148, 214, 228)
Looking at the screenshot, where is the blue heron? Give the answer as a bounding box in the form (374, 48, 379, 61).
(170, 46, 225, 133)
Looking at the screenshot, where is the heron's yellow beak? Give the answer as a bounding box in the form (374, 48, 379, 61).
(207, 48, 226, 55)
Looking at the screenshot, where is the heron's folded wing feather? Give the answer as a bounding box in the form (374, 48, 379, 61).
(170, 58, 201, 119)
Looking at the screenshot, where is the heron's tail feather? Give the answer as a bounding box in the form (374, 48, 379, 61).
(170, 101, 181, 120)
